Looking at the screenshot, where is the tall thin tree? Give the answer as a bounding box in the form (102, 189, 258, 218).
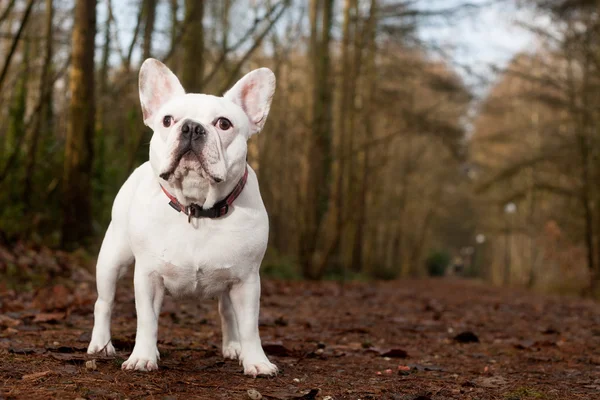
(182, 0, 204, 92)
(62, 0, 96, 248)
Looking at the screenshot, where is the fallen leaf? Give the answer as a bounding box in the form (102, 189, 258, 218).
(299, 389, 320, 400)
(22, 370, 52, 380)
(408, 364, 444, 372)
(46, 344, 88, 353)
(50, 353, 89, 363)
(248, 389, 262, 400)
(474, 376, 508, 388)
(0, 315, 21, 328)
(379, 348, 409, 358)
(85, 359, 97, 370)
(33, 312, 65, 323)
(261, 388, 320, 400)
(262, 342, 291, 357)
(9, 347, 44, 355)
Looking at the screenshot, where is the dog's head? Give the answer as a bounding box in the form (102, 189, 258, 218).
(139, 58, 275, 206)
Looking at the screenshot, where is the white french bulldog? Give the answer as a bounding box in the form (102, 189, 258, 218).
(86, 58, 277, 377)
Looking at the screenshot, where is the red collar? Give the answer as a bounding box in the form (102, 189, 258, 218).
(160, 167, 249, 222)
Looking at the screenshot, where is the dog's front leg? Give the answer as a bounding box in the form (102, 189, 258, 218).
(229, 272, 277, 377)
(219, 292, 241, 360)
(122, 263, 164, 371)
(88, 222, 133, 356)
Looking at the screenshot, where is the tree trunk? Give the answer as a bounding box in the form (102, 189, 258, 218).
(182, 0, 204, 92)
(301, 0, 334, 279)
(142, 0, 157, 60)
(23, 0, 54, 208)
(350, 0, 377, 274)
(125, 1, 144, 70)
(0, 0, 35, 95)
(170, 0, 179, 74)
(62, 0, 96, 249)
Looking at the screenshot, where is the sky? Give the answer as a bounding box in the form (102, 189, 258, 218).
(99, 0, 543, 96)
(416, 0, 541, 94)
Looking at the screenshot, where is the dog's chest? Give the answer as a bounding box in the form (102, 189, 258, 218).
(136, 226, 249, 298)
(158, 260, 239, 298)
(128, 206, 265, 298)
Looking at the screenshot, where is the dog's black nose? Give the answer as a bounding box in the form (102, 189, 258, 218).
(181, 120, 206, 141)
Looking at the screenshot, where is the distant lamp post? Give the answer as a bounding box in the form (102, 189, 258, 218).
(505, 203, 517, 215)
(504, 203, 517, 286)
(476, 234, 486, 245)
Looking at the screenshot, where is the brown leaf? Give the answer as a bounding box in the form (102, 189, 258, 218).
(33, 312, 66, 323)
(262, 388, 320, 400)
(263, 342, 291, 357)
(0, 314, 21, 328)
(474, 376, 508, 388)
(45, 344, 87, 353)
(9, 347, 45, 355)
(50, 353, 89, 363)
(368, 347, 409, 358)
(33, 284, 73, 311)
(22, 370, 52, 380)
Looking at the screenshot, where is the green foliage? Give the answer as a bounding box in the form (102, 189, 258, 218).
(261, 248, 301, 280)
(504, 387, 545, 399)
(425, 250, 450, 277)
(369, 265, 400, 281)
(322, 268, 372, 282)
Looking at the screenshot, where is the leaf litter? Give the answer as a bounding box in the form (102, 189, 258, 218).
(1, 275, 599, 399)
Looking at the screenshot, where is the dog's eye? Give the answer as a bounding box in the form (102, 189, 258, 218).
(216, 117, 233, 130)
(163, 115, 173, 128)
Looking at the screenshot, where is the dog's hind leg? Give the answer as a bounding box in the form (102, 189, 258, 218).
(219, 291, 241, 360)
(87, 222, 133, 356)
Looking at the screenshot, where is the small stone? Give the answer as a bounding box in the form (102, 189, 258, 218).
(323, 397, 333, 400)
(53, 341, 59, 346)
(293, 378, 300, 383)
(384, 369, 393, 375)
(315, 348, 324, 355)
(247, 389, 262, 400)
(85, 360, 97, 370)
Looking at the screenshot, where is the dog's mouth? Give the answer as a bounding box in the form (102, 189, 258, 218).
(159, 149, 224, 184)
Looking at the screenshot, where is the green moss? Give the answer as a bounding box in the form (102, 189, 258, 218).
(504, 387, 545, 399)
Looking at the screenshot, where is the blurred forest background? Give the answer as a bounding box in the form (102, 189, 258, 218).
(1, 0, 600, 296)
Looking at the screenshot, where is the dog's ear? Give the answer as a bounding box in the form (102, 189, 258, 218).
(224, 68, 276, 136)
(139, 58, 185, 127)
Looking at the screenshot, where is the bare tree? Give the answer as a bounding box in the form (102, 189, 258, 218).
(62, 0, 96, 248)
(182, 0, 204, 91)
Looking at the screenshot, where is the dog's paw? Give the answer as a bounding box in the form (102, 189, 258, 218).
(122, 353, 158, 371)
(87, 340, 116, 356)
(222, 342, 241, 360)
(243, 359, 278, 377)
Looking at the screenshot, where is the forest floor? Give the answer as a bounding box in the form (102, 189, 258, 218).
(1, 271, 600, 400)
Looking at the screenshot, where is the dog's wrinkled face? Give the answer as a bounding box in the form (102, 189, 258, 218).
(139, 59, 275, 206)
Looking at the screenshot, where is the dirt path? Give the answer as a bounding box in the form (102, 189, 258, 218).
(1, 278, 599, 399)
